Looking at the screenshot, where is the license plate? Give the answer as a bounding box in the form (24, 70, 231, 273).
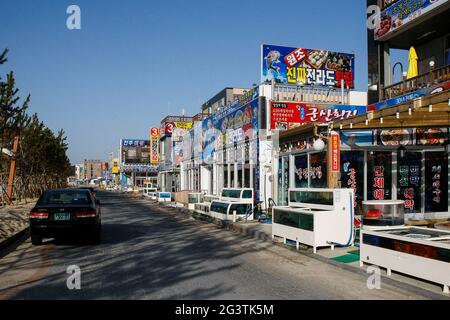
(54, 212, 71, 221)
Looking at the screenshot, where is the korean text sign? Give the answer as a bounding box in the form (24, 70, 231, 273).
(121, 139, 150, 165)
(270, 102, 366, 130)
(375, 0, 448, 40)
(331, 133, 340, 172)
(150, 128, 159, 165)
(262, 44, 355, 88)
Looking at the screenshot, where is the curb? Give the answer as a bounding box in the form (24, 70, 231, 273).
(154, 201, 449, 300)
(0, 227, 30, 260)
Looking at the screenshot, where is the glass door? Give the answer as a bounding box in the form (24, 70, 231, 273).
(425, 151, 448, 213)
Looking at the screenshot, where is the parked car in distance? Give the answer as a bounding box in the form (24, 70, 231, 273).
(78, 186, 97, 198)
(29, 189, 101, 245)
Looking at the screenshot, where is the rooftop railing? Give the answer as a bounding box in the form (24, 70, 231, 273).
(382, 64, 450, 101)
(273, 84, 350, 104)
(160, 115, 193, 125)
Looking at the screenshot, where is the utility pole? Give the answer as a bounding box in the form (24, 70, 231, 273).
(6, 135, 20, 205)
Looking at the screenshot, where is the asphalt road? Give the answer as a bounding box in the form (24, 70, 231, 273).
(0, 191, 438, 300)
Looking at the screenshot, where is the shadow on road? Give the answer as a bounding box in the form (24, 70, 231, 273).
(6, 191, 267, 299)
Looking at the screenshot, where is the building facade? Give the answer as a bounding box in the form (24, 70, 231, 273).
(274, 2, 450, 220)
(119, 139, 157, 188)
(158, 116, 194, 192)
(75, 164, 84, 181)
(84, 160, 102, 181)
(176, 79, 366, 210)
(201, 87, 249, 114)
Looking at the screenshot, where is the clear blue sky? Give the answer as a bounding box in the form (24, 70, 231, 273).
(1, 0, 405, 164)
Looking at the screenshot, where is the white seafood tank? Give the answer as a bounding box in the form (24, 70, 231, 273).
(209, 200, 254, 221)
(362, 200, 405, 229)
(158, 192, 172, 202)
(193, 194, 219, 215)
(220, 188, 254, 204)
(188, 193, 204, 210)
(272, 188, 355, 253)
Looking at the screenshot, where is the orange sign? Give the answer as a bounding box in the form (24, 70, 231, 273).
(331, 132, 340, 172)
(150, 127, 159, 138)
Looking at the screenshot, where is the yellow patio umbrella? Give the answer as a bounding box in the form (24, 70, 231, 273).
(407, 46, 418, 79)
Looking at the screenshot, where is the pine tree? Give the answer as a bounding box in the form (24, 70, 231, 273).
(0, 49, 73, 202)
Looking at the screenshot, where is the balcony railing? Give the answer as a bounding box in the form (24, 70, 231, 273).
(382, 64, 450, 101)
(273, 84, 350, 104)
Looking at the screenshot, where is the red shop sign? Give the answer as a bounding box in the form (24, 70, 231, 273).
(165, 123, 174, 134)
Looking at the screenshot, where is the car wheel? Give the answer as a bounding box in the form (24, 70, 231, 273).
(31, 235, 42, 246)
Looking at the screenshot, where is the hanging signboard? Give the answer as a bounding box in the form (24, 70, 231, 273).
(330, 132, 340, 173)
(112, 159, 119, 174)
(262, 44, 355, 88)
(375, 0, 449, 40)
(150, 128, 159, 165)
(270, 102, 365, 130)
(121, 139, 150, 165)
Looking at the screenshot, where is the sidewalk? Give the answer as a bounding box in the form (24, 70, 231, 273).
(158, 201, 449, 298)
(228, 222, 449, 298)
(0, 201, 36, 251)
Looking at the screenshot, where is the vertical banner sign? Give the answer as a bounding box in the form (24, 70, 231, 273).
(331, 132, 340, 172)
(112, 159, 119, 174)
(150, 128, 159, 164)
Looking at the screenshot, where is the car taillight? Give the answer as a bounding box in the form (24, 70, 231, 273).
(75, 210, 97, 218)
(30, 211, 49, 219)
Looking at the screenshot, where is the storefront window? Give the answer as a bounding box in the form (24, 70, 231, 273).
(309, 152, 327, 188)
(277, 157, 290, 206)
(294, 155, 308, 188)
(340, 151, 364, 214)
(244, 137, 250, 162)
(283, 157, 289, 205)
(230, 164, 235, 188)
(237, 163, 243, 188)
(244, 163, 250, 188)
(278, 158, 283, 205)
(397, 152, 422, 214)
(425, 152, 448, 213)
(224, 165, 228, 188)
(367, 151, 392, 200)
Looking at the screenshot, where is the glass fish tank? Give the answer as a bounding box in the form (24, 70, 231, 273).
(188, 193, 203, 204)
(362, 200, 405, 227)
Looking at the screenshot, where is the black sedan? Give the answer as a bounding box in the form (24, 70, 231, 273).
(29, 189, 101, 245)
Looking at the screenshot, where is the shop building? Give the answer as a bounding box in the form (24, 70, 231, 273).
(119, 139, 157, 188)
(201, 87, 249, 114)
(274, 2, 450, 220)
(180, 112, 210, 193)
(158, 115, 194, 192)
(174, 44, 367, 209)
(180, 86, 267, 200)
(84, 160, 102, 181)
(367, 0, 450, 104)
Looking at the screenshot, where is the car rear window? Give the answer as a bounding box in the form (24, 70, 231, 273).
(38, 190, 92, 205)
